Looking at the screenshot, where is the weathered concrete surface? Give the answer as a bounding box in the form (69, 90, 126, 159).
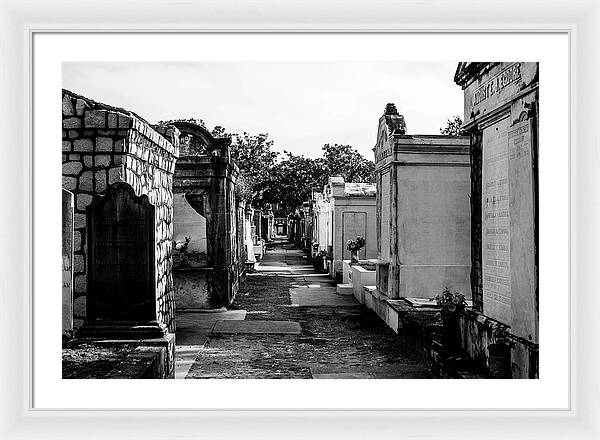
(310, 364, 431, 379)
(185, 241, 431, 379)
(63, 335, 175, 379)
(290, 287, 358, 307)
(213, 320, 302, 335)
(175, 310, 246, 378)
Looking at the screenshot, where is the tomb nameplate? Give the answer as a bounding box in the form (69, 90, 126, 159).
(508, 120, 538, 342)
(342, 212, 367, 260)
(87, 183, 155, 322)
(62, 189, 74, 335)
(482, 117, 511, 325)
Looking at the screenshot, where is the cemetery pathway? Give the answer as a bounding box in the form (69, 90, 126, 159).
(179, 240, 431, 379)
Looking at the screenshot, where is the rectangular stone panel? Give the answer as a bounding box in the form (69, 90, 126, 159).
(508, 120, 538, 342)
(482, 117, 511, 325)
(87, 183, 155, 322)
(380, 171, 391, 260)
(62, 189, 74, 335)
(342, 211, 367, 260)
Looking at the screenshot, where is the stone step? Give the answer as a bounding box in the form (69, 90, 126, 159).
(336, 283, 354, 295)
(212, 320, 302, 335)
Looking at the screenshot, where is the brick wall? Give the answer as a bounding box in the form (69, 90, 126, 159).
(62, 90, 180, 332)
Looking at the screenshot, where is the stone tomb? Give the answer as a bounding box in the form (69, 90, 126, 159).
(455, 62, 539, 377)
(62, 189, 74, 337)
(171, 121, 240, 310)
(320, 177, 377, 280)
(62, 89, 180, 334)
(373, 104, 471, 300)
(86, 182, 158, 328)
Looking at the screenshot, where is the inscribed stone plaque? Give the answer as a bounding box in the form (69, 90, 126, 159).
(87, 183, 155, 321)
(508, 120, 538, 342)
(380, 171, 391, 260)
(482, 117, 511, 325)
(62, 189, 74, 335)
(342, 212, 367, 260)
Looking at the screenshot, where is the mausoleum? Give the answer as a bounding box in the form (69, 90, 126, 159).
(372, 103, 472, 301)
(454, 62, 539, 378)
(62, 89, 180, 377)
(316, 176, 377, 280)
(170, 121, 240, 310)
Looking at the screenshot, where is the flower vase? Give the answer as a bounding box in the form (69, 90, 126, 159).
(350, 251, 359, 264)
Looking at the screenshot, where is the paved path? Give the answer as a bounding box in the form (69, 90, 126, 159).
(177, 240, 431, 379)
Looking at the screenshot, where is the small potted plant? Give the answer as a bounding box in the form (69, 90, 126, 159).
(346, 236, 366, 264)
(488, 324, 512, 378)
(432, 288, 467, 355)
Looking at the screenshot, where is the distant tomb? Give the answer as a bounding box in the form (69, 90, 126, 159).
(86, 182, 155, 322)
(314, 176, 377, 280)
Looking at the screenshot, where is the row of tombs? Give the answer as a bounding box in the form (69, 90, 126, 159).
(61, 90, 274, 377)
(61, 61, 538, 379)
(290, 62, 539, 379)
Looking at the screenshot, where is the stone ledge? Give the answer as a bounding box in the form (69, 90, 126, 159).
(107, 346, 166, 379)
(62, 333, 175, 379)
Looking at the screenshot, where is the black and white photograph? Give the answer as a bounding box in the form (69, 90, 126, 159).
(61, 60, 539, 380)
(6, 0, 597, 435)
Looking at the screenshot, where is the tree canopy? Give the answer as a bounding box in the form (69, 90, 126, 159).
(258, 144, 375, 212)
(159, 118, 375, 212)
(321, 143, 375, 183)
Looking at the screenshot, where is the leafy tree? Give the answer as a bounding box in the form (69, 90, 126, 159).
(321, 144, 375, 183)
(211, 125, 228, 139)
(440, 115, 463, 136)
(229, 132, 279, 203)
(259, 152, 327, 213)
(157, 118, 375, 212)
(259, 144, 375, 212)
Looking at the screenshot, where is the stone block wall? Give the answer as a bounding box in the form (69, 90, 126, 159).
(62, 89, 180, 332)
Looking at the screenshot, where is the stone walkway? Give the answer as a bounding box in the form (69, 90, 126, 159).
(176, 241, 431, 379)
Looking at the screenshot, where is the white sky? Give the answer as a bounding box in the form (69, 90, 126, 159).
(62, 62, 464, 160)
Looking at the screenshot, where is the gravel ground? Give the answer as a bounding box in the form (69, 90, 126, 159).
(62, 342, 137, 379)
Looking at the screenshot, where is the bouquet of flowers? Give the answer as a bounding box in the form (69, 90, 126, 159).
(346, 236, 366, 253)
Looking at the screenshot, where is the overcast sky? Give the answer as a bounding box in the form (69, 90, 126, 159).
(63, 62, 463, 160)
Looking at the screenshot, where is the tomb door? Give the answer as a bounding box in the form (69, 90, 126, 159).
(87, 183, 155, 322)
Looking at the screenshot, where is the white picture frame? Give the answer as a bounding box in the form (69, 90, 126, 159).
(0, 0, 597, 438)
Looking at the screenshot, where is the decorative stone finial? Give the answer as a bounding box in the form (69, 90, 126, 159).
(385, 103, 398, 115)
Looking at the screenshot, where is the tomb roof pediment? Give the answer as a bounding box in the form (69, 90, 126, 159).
(454, 62, 498, 88)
